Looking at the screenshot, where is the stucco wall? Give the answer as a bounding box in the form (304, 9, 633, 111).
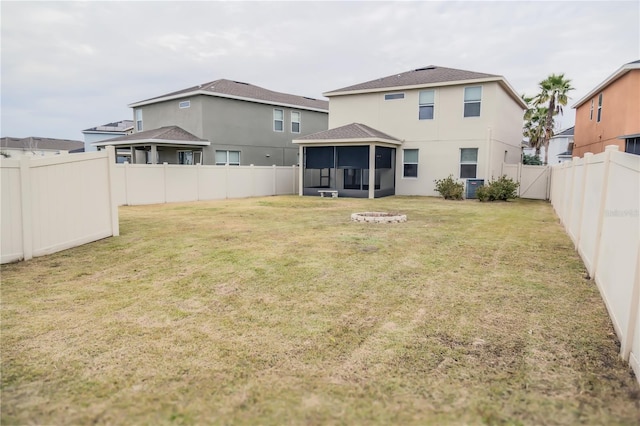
(574, 70, 640, 157)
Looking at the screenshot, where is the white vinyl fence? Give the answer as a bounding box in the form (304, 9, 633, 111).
(502, 163, 550, 200)
(550, 145, 640, 383)
(1, 147, 119, 264)
(112, 163, 299, 206)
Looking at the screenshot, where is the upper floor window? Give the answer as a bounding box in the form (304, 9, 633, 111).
(291, 111, 301, 133)
(274, 109, 284, 132)
(589, 99, 594, 120)
(384, 93, 404, 100)
(419, 90, 435, 120)
(135, 109, 143, 131)
(215, 150, 240, 165)
(597, 93, 603, 122)
(463, 86, 482, 117)
(460, 148, 478, 178)
(403, 149, 418, 178)
(179, 100, 190, 109)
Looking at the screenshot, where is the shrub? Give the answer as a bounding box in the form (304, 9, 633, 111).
(434, 175, 464, 200)
(476, 175, 519, 202)
(523, 154, 543, 165)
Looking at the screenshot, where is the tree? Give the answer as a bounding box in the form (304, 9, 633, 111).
(522, 99, 548, 157)
(534, 74, 574, 165)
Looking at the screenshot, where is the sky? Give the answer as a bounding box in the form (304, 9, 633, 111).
(1, 1, 639, 141)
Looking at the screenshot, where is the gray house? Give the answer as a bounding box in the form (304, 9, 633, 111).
(94, 79, 329, 166)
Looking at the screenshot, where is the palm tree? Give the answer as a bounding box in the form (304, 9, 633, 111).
(523, 105, 548, 157)
(534, 74, 574, 164)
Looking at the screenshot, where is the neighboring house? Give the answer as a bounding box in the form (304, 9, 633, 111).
(573, 60, 640, 157)
(293, 65, 527, 198)
(82, 120, 133, 153)
(523, 126, 574, 164)
(0, 137, 84, 158)
(94, 79, 329, 166)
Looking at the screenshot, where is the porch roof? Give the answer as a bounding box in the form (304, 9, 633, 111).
(292, 123, 403, 146)
(92, 126, 210, 148)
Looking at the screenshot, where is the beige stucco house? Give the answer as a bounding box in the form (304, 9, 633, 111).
(294, 65, 527, 198)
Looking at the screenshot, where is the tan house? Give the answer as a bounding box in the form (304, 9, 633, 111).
(573, 60, 640, 157)
(294, 65, 526, 198)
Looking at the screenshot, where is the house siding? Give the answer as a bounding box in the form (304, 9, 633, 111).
(133, 95, 328, 166)
(327, 81, 524, 195)
(574, 70, 640, 157)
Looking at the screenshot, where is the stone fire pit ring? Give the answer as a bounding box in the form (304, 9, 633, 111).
(351, 212, 407, 223)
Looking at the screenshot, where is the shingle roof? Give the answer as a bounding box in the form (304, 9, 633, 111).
(324, 66, 501, 95)
(99, 126, 207, 144)
(83, 120, 134, 133)
(1, 137, 84, 152)
(130, 79, 329, 111)
(552, 126, 574, 137)
(293, 123, 401, 143)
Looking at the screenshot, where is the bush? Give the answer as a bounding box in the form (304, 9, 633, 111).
(523, 154, 543, 165)
(434, 175, 464, 200)
(476, 175, 519, 202)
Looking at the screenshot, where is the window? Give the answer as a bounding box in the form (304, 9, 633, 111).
(403, 149, 418, 178)
(215, 150, 240, 165)
(597, 93, 603, 122)
(625, 137, 640, 155)
(460, 148, 478, 178)
(135, 109, 143, 131)
(179, 100, 190, 109)
(384, 93, 405, 100)
(463, 86, 482, 117)
(419, 90, 435, 120)
(178, 151, 193, 165)
(589, 99, 594, 120)
(274, 109, 284, 132)
(291, 111, 301, 133)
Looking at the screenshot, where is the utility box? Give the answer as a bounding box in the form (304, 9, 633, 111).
(466, 179, 485, 199)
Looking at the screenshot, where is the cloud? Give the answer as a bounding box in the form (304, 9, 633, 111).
(1, 1, 638, 139)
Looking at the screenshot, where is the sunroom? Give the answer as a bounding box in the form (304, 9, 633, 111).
(293, 123, 403, 198)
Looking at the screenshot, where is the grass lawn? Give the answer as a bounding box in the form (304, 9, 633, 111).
(2, 195, 639, 425)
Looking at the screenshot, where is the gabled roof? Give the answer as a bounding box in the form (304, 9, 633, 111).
(83, 120, 134, 133)
(93, 126, 210, 147)
(1, 136, 84, 152)
(573, 60, 640, 108)
(323, 65, 526, 108)
(551, 126, 574, 138)
(129, 79, 329, 112)
(293, 123, 402, 145)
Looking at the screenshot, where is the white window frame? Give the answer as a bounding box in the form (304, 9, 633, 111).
(418, 90, 435, 120)
(215, 150, 240, 166)
(179, 100, 191, 109)
(597, 93, 603, 122)
(589, 99, 594, 120)
(291, 111, 301, 134)
(460, 148, 478, 179)
(273, 109, 284, 132)
(135, 109, 143, 131)
(384, 93, 405, 100)
(463, 86, 482, 118)
(402, 149, 419, 178)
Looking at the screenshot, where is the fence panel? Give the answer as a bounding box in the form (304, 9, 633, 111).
(500, 163, 549, 200)
(550, 145, 640, 384)
(0, 148, 119, 263)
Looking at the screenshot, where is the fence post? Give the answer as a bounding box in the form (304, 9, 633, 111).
(590, 145, 619, 279)
(574, 152, 592, 251)
(272, 165, 277, 196)
(106, 146, 120, 237)
(225, 164, 230, 199)
(163, 162, 168, 204)
(123, 161, 130, 206)
(621, 240, 640, 361)
(19, 156, 33, 261)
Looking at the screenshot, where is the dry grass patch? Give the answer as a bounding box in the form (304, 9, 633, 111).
(2, 196, 639, 425)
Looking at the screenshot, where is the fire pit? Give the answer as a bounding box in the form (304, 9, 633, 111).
(351, 212, 407, 223)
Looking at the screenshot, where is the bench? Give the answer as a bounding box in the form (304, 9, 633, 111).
(318, 190, 338, 198)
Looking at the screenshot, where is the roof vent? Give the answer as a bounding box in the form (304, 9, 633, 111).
(415, 66, 436, 71)
(233, 81, 249, 85)
(303, 96, 317, 101)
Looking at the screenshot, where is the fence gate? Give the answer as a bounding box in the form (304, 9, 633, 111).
(502, 163, 550, 200)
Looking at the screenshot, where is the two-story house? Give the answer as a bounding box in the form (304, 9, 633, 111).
(94, 79, 329, 166)
(82, 120, 133, 153)
(294, 66, 526, 198)
(572, 60, 640, 157)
